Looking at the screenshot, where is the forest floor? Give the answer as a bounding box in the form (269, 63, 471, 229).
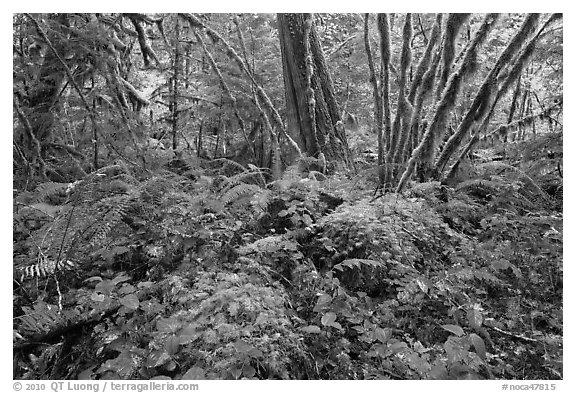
(13, 136, 562, 380)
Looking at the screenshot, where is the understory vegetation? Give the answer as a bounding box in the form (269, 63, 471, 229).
(13, 132, 562, 380)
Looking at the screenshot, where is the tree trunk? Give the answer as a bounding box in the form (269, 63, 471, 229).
(434, 14, 540, 173)
(363, 14, 384, 183)
(390, 13, 413, 165)
(277, 13, 351, 166)
(396, 13, 500, 192)
(377, 14, 392, 157)
(171, 18, 181, 150)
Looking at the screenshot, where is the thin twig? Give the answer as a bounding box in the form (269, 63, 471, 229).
(488, 325, 539, 343)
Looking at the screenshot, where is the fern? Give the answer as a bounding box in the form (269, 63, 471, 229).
(217, 170, 267, 193)
(281, 163, 304, 182)
(17, 301, 82, 337)
(220, 183, 261, 205)
(24, 178, 137, 266)
(250, 189, 273, 216)
(456, 178, 507, 197)
(18, 302, 63, 335)
(332, 258, 383, 272)
(87, 194, 132, 247)
(207, 157, 249, 175)
(140, 175, 172, 206)
(477, 161, 551, 202)
(34, 182, 69, 202)
(17, 202, 63, 219)
(17, 255, 76, 282)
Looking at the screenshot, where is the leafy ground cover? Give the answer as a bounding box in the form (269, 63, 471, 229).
(13, 135, 562, 380)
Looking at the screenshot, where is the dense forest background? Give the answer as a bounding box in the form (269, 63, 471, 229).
(13, 13, 562, 380)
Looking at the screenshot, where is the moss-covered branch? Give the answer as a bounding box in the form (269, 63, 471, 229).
(435, 14, 542, 174)
(396, 13, 500, 193)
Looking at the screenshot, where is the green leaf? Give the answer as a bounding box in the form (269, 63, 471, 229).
(165, 360, 177, 372)
(374, 327, 392, 343)
(429, 362, 448, 380)
(99, 350, 141, 378)
(389, 341, 408, 354)
(444, 336, 468, 364)
(178, 326, 200, 345)
(119, 294, 139, 310)
(233, 339, 254, 354)
(373, 343, 388, 357)
(331, 322, 342, 330)
(156, 317, 181, 333)
(137, 281, 153, 288)
(469, 333, 487, 360)
(91, 293, 105, 302)
(165, 334, 180, 356)
(112, 274, 131, 285)
(313, 293, 332, 312)
(230, 367, 242, 379)
(110, 246, 130, 256)
(145, 349, 170, 368)
(441, 324, 465, 337)
(249, 347, 263, 358)
(182, 366, 206, 380)
(467, 308, 483, 330)
(300, 325, 322, 334)
(118, 284, 136, 295)
(228, 302, 240, 316)
(77, 367, 94, 380)
(321, 311, 337, 326)
(416, 278, 430, 293)
(95, 280, 115, 295)
(242, 365, 256, 378)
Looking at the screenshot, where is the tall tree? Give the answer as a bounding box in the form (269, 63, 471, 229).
(395, 13, 501, 192)
(277, 13, 351, 166)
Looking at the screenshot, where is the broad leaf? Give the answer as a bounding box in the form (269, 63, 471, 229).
(182, 366, 206, 380)
(119, 294, 139, 310)
(469, 333, 487, 360)
(321, 312, 337, 326)
(441, 324, 465, 337)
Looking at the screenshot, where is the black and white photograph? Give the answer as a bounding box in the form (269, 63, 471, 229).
(11, 7, 564, 385)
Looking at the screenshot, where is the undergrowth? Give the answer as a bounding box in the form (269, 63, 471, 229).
(13, 138, 562, 380)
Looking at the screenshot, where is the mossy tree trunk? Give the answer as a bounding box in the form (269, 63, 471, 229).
(434, 13, 542, 174)
(15, 14, 70, 177)
(395, 13, 501, 192)
(277, 13, 351, 166)
(363, 14, 384, 183)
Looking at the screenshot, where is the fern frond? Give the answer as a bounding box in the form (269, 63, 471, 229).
(17, 256, 76, 282)
(17, 202, 64, 219)
(332, 258, 383, 272)
(139, 176, 173, 205)
(476, 161, 551, 202)
(282, 164, 303, 182)
(88, 194, 132, 247)
(209, 158, 248, 174)
(218, 170, 267, 192)
(18, 303, 63, 335)
(220, 184, 261, 205)
(250, 189, 273, 216)
(456, 178, 507, 197)
(34, 182, 69, 202)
